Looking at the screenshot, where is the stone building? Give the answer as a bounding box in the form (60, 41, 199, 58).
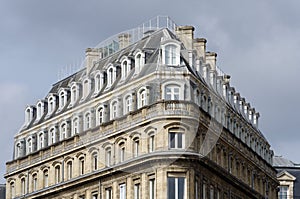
(5, 16, 278, 199)
(273, 156, 300, 199)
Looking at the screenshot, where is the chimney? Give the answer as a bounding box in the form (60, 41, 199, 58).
(206, 52, 217, 71)
(253, 112, 260, 128)
(85, 48, 100, 73)
(175, 26, 195, 50)
(193, 38, 207, 59)
(118, 33, 131, 49)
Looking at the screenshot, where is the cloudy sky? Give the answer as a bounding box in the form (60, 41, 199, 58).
(1, 0, 300, 183)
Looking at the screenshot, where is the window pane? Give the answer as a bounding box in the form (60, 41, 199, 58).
(177, 133, 183, 148)
(178, 177, 185, 199)
(168, 178, 175, 199)
(169, 133, 176, 148)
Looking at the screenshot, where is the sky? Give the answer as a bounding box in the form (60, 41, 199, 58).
(1, 0, 300, 183)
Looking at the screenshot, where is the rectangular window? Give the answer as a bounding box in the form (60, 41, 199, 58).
(105, 188, 112, 199)
(279, 186, 288, 199)
(195, 180, 198, 199)
(120, 184, 126, 199)
(134, 139, 139, 157)
(169, 132, 184, 149)
(202, 183, 206, 199)
(106, 149, 111, 167)
(167, 177, 185, 199)
(134, 184, 140, 199)
(149, 179, 155, 199)
(210, 186, 214, 199)
(149, 135, 154, 152)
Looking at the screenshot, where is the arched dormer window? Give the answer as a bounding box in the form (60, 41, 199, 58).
(54, 164, 61, 184)
(93, 71, 103, 95)
(47, 94, 57, 115)
(123, 92, 135, 114)
(137, 87, 150, 109)
(110, 98, 121, 120)
(107, 65, 116, 88)
(161, 40, 181, 66)
(96, 104, 108, 125)
(37, 131, 47, 150)
(36, 100, 46, 121)
(162, 81, 185, 100)
(60, 121, 70, 140)
(82, 78, 92, 100)
(134, 52, 145, 74)
(49, 126, 58, 145)
(69, 82, 81, 107)
(121, 57, 131, 80)
(25, 106, 36, 126)
(58, 88, 69, 111)
(194, 89, 201, 106)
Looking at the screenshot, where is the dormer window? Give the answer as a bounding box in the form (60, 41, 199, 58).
(93, 71, 103, 95)
(82, 78, 92, 100)
(123, 92, 135, 114)
(84, 111, 94, 131)
(15, 140, 25, 159)
(49, 126, 58, 145)
(71, 116, 82, 136)
(36, 100, 46, 121)
(107, 65, 116, 88)
(96, 104, 108, 125)
(69, 83, 80, 107)
(47, 94, 57, 115)
(26, 135, 36, 155)
(134, 52, 145, 74)
(121, 58, 131, 80)
(161, 40, 181, 66)
(60, 121, 70, 140)
(58, 88, 69, 111)
(24, 106, 36, 126)
(110, 98, 121, 120)
(37, 131, 47, 150)
(137, 87, 150, 109)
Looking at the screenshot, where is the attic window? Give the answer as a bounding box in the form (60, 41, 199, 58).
(161, 41, 180, 66)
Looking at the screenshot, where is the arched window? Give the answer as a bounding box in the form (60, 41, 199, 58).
(58, 89, 68, 110)
(70, 83, 80, 106)
(201, 95, 208, 112)
(168, 127, 185, 149)
(47, 95, 57, 115)
(72, 117, 81, 136)
(32, 173, 38, 192)
(67, 161, 73, 180)
(194, 89, 201, 106)
(119, 142, 125, 163)
(79, 156, 85, 175)
(107, 65, 116, 88)
(96, 107, 104, 125)
(135, 52, 144, 74)
(82, 78, 91, 100)
(92, 152, 98, 171)
(94, 72, 102, 94)
(55, 165, 61, 184)
(124, 94, 135, 114)
(10, 181, 15, 198)
(25, 106, 35, 125)
(27, 138, 33, 154)
(137, 87, 149, 109)
(43, 169, 49, 188)
(133, 138, 139, 158)
(16, 143, 21, 158)
(49, 127, 57, 145)
(110, 100, 119, 120)
(84, 112, 91, 130)
(36, 100, 45, 121)
(106, 147, 112, 167)
(60, 122, 69, 140)
(21, 177, 26, 195)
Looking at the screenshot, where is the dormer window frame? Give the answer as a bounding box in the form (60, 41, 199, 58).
(120, 57, 131, 80)
(93, 71, 104, 96)
(106, 64, 116, 88)
(123, 92, 136, 115)
(24, 106, 36, 126)
(58, 88, 69, 112)
(69, 82, 81, 107)
(134, 51, 145, 75)
(161, 40, 181, 66)
(81, 77, 92, 101)
(137, 86, 150, 109)
(36, 100, 46, 122)
(47, 94, 57, 116)
(96, 104, 108, 126)
(60, 121, 70, 141)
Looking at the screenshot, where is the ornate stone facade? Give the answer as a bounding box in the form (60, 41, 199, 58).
(5, 17, 278, 199)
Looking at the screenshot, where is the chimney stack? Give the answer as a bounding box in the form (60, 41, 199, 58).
(175, 26, 195, 50)
(206, 52, 217, 71)
(118, 33, 131, 49)
(85, 48, 100, 73)
(193, 38, 207, 59)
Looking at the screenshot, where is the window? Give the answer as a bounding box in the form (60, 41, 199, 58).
(195, 180, 199, 199)
(165, 44, 178, 65)
(21, 178, 26, 195)
(120, 184, 126, 199)
(167, 177, 185, 199)
(67, 161, 73, 180)
(55, 165, 61, 183)
(79, 157, 85, 175)
(36, 101, 45, 120)
(49, 127, 57, 145)
(27, 138, 33, 154)
(84, 112, 91, 130)
(106, 188, 112, 199)
(59, 90, 68, 110)
(94, 73, 102, 94)
(38, 132, 45, 150)
(70, 83, 80, 105)
(165, 85, 180, 100)
(96, 106, 105, 125)
(92, 192, 98, 199)
(202, 183, 206, 199)
(137, 87, 149, 108)
(92, 153, 98, 171)
(149, 135, 155, 153)
(32, 173, 37, 191)
(48, 95, 56, 114)
(106, 148, 112, 167)
(25, 106, 35, 125)
(134, 184, 140, 199)
(10, 182, 15, 198)
(15, 142, 23, 158)
(119, 143, 125, 163)
(72, 117, 79, 135)
(82, 78, 91, 100)
(43, 170, 49, 188)
(133, 139, 139, 157)
(169, 128, 184, 149)
(107, 66, 116, 87)
(135, 53, 144, 73)
(149, 179, 155, 199)
(124, 95, 133, 114)
(122, 60, 130, 79)
(111, 100, 118, 119)
(210, 186, 214, 199)
(279, 186, 288, 199)
(60, 122, 68, 140)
